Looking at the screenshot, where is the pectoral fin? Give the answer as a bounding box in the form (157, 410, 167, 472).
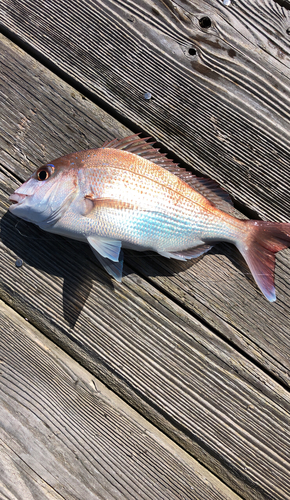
(87, 236, 122, 262)
(159, 244, 213, 261)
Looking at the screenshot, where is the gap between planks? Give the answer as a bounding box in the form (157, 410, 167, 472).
(0, 30, 289, 391)
(1, 33, 290, 500)
(0, 298, 242, 500)
(1, 0, 290, 220)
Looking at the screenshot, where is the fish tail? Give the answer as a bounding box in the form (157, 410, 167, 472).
(237, 220, 290, 302)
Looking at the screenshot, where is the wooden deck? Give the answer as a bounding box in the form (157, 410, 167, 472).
(0, 1, 290, 498)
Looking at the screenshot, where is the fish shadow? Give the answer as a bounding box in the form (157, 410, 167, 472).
(0, 211, 115, 328)
(1, 211, 256, 329)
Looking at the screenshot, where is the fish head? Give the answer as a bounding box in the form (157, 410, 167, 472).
(9, 156, 78, 225)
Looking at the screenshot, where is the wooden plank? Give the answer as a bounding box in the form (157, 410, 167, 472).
(0, 442, 65, 500)
(0, 26, 290, 390)
(1, 0, 290, 221)
(1, 0, 290, 388)
(1, 35, 290, 500)
(0, 299, 241, 500)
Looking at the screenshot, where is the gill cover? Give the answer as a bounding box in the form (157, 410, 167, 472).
(9, 163, 77, 226)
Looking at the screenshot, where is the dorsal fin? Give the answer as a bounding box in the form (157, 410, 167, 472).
(101, 134, 233, 211)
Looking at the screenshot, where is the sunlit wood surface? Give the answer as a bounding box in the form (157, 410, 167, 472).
(0, 1, 290, 498)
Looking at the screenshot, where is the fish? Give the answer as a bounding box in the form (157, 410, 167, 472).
(8, 134, 290, 302)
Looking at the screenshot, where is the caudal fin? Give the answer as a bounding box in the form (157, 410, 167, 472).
(238, 221, 290, 302)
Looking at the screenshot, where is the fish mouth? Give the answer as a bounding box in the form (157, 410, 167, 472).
(9, 193, 28, 205)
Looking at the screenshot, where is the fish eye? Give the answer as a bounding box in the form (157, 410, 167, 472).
(37, 169, 49, 181)
(37, 165, 54, 181)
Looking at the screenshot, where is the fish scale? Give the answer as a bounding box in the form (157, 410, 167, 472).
(73, 153, 222, 249)
(8, 134, 290, 301)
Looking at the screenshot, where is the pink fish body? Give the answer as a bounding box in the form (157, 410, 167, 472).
(9, 134, 290, 301)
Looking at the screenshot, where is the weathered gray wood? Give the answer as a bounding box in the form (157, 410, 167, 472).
(1, 0, 290, 222)
(1, 27, 290, 391)
(0, 299, 241, 500)
(0, 441, 65, 500)
(1, 0, 290, 389)
(1, 35, 290, 500)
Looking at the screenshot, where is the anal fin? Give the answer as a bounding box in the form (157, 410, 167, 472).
(159, 244, 213, 261)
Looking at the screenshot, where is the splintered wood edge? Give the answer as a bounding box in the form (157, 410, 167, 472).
(0, 299, 242, 500)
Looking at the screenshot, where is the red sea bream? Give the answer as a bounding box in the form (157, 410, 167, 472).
(9, 134, 290, 301)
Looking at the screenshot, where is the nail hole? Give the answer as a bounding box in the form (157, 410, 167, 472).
(199, 17, 211, 29)
(188, 47, 197, 56)
(287, 27, 290, 36)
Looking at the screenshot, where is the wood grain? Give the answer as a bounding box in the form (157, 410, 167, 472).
(0, 441, 65, 500)
(0, 300, 241, 500)
(1, 29, 290, 391)
(1, 35, 290, 500)
(1, 0, 290, 222)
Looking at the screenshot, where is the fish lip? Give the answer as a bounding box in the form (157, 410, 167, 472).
(9, 193, 28, 205)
